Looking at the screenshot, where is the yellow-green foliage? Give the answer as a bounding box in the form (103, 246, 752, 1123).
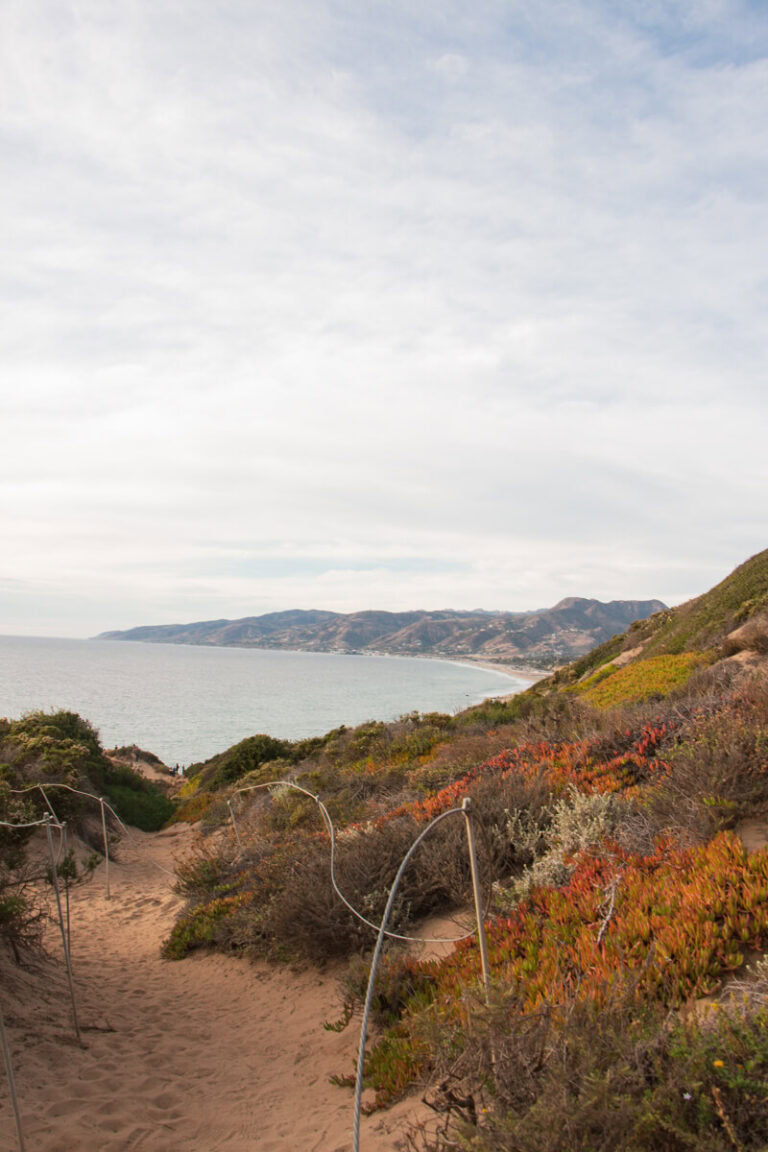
(575, 653, 706, 708)
(176, 774, 200, 799)
(540, 549, 768, 694)
(169, 792, 213, 823)
(162, 891, 254, 958)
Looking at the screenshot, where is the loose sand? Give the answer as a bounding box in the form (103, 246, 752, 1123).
(0, 824, 435, 1151)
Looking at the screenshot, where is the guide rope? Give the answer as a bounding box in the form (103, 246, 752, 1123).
(0, 816, 58, 828)
(7, 784, 177, 879)
(4, 779, 494, 1152)
(230, 782, 476, 945)
(352, 805, 469, 1152)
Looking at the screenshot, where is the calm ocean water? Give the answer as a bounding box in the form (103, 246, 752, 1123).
(0, 635, 530, 766)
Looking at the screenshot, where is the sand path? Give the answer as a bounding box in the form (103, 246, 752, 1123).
(1, 824, 429, 1151)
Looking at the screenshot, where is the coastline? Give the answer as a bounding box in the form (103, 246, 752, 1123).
(0, 636, 546, 763)
(451, 655, 548, 683)
(91, 632, 552, 685)
(359, 646, 549, 684)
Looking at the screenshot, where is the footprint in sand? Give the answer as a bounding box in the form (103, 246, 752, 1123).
(45, 1097, 88, 1119)
(5, 823, 427, 1152)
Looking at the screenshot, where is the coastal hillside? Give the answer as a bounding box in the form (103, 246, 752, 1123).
(7, 550, 768, 1150)
(96, 596, 666, 668)
(542, 545, 768, 693)
(163, 547, 768, 1149)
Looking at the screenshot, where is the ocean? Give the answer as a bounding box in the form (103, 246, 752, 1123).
(0, 635, 531, 766)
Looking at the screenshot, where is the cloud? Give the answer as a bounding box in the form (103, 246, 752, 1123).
(1, 0, 767, 634)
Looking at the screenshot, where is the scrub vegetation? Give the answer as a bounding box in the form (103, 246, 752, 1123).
(8, 549, 768, 1148)
(0, 709, 173, 958)
(163, 547, 768, 1148)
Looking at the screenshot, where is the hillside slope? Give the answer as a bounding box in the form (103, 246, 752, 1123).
(75, 547, 768, 1150)
(96, 597, 666, 668)
(544, 546, 768, 693)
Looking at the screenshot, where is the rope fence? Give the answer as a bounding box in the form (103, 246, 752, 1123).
(229, 782, 478, 946)
(351, 800, 490, 1152)
(6, 782, 177, 883)
(1, 779, 495, 1152)
(0, 817, 58, 829)
(226, 783, 493, 1152)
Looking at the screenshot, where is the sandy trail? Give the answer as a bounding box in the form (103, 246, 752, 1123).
(1, 824, 431, 1151)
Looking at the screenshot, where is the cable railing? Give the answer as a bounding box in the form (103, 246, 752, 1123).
(1, 780, 494, 1152)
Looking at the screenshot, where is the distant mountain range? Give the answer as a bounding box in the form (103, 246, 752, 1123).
(96, 598, 667, 668)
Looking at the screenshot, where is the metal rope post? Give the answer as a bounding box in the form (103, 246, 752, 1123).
(0, 1002, 26, 1152)
(228, 799, 242, 851)
(62, 822, 71, 952)
(45, 816, 81, 1044)
(352, 806, 467, 1152)
(37, 785, 59, 824)
(462, 797, 491, 1004)
(100, 797, 110, 899)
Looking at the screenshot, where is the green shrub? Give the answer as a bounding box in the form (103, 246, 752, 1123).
(0, 708, 174, 832)
(104, 783, 174, 831)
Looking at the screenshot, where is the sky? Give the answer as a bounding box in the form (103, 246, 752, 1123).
(1, 0, 767, 637)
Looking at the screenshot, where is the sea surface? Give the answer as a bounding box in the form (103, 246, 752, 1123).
(0, 635, 531, 766)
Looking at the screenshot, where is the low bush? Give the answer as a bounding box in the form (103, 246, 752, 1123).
(170, 792, 214, 824)
(0, 791, 43, 959)
(500, 787, 622, 904)
(355, 832, 768, 1108)
(166, 711, 680, 964)
(0, 710, 175, 829)
(412, 983, 768, 1151)
(104, 782, 174, 831)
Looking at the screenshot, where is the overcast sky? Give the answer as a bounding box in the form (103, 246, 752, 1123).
(1, 0, 767, 637)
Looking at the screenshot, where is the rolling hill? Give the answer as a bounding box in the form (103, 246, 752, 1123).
(96, 597, 667, 668)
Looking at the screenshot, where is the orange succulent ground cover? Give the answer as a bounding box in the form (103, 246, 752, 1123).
(364, 832, 768, 1103)
(393, 720, 675, 824)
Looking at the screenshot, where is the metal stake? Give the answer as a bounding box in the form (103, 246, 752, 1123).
(0, 1003, 26, 1152)
(100, 797, 110, 899)
(228, 799, 243, 852)
(462, 797, 492, 1003)
(37, 784, 59, 824)
(62, 821, 71, 952)
(353, 807, 466, 1152)
(45, 816, 81, 1043)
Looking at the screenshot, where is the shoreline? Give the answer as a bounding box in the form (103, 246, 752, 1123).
(1, 637, 550, 763)
(91, 632, 552, 681)
(346, 646, 550, 684)
(449, 655, 548, 683)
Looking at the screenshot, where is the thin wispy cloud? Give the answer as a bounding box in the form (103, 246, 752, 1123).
(1, 0, 767, 634)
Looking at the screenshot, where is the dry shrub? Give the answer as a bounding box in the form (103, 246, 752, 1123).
(174, 840, 233, 899)
(636, 676, 768, 848)
(597, 669, 768, 856)
(412, 978, 768, 1152)
(501, 788, 622, 904)
(215, 758, 555, 963)
(229, 814, 474, 961)
(408, 727, 521, 791)
(720, 614, 768, 659)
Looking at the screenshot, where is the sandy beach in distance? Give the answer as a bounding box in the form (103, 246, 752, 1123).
(451, 656, 548, 692)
